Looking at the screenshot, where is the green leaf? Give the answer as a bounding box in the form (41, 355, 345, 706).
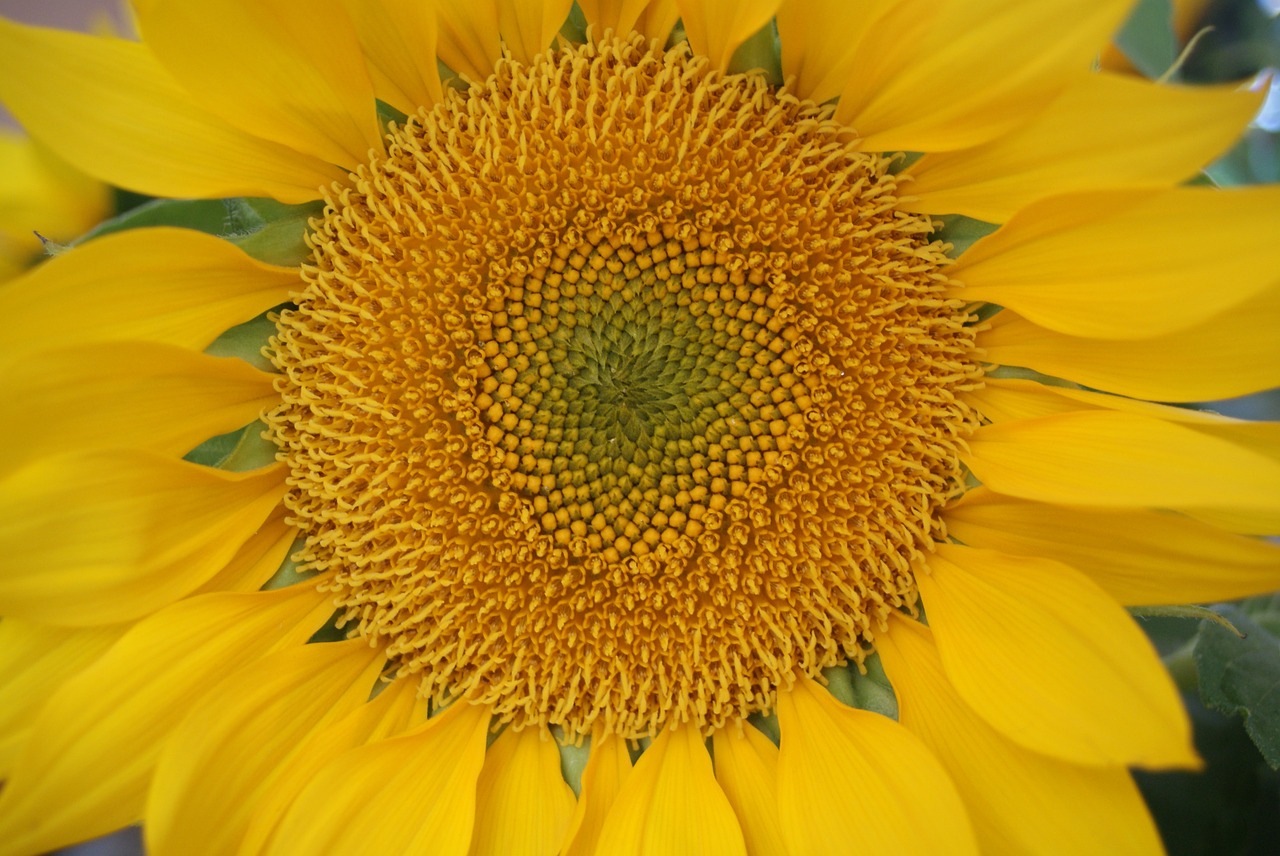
(1243, 593, 1280, 639)
(1113, 0, 1178, 79)
(1135, 693, 1280, 856)
(932, 214, 997, 257)
(1195, 602, 1280, 769)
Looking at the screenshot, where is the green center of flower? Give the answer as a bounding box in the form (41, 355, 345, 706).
(475, 240, 809, 561)
(267, 33, 981, 738)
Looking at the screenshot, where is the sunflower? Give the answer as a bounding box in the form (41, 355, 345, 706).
(2, 0, 1279, 853)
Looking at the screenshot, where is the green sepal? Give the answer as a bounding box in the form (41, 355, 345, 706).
(74, 197, 233, 245)
(847, 653, 898, 720)
(307, 610, 351, 643)
(821, 664, 857, 707)
(221, 421, 278, 472)
(183, 420, 278, 472)
(557, 730, 591, 797)
(206, 310, 282, 372)
(1195, 598, 1280, 770)
(226, 198, 322, 266)
(183, 424, 251, 469)
(748, 709, 781, 746)
(377, 98, 410, 129)
(820, 658, 898, 719)
(561, 1, 589, 43)
(933, 213, 998, 258)
(261, 534, 315, 591)
(727, 19, 782, 86)
(1131, 604, 1245, 637)
(68, 195, 320, 266)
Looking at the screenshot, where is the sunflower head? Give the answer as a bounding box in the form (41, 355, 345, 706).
(267, 31, 981, 738)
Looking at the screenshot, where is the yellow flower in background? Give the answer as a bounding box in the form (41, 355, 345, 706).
(0, 129, 110, 281)
(1, 1, 1279, 854)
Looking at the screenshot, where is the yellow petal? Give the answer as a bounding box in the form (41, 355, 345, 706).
(265, 701, 491, 856)
(437, 0, 503, 82)
(712, 725, 789, 856)
(948, 374, 1277, 532)
(775, 676, 977, 856)
(596, 724, 746, 856)
(776, 0, 900, 105)
(632, 0, 679, 44)
(0, 227, 298, 359)
(0, 20, 340, 202)
(675, 0, 781, 72)
(946, 488, 1280, 606)
(0, 247, 26, 284)
(0, 620, 125, 778)
(969, 378, 1280, 475)
(498, 0, 576, 65)
(135, 0, 381, 168)
(340, 0, 443, 114)
(0, 131, 110, 249)
(239, 677, 427, 856)
(195, 505, 298, 595)
(469, 726, 576, 856)
(562, 732, 635, 856)
(965, 376, 1160, 423)
(879, 615, 1165, 856)
(963, 409, 1280, 521)
(947, 188, 1280, 338)
(1183, 507, 1280, 536)
(905, 76, 1261, 222)
(579, 0, 676, 41)
(145, 638, 385, 856)
(978, 294, 1280, 402)
(578, 0, 645, 36)
(0, 452, 286, 626)
(972, 372, 1280, 441)
(837, 0, 1133, 152)
(918, 543, 1198, 768)
(0, 583, 330, 856)
(0, 343, 276, 473)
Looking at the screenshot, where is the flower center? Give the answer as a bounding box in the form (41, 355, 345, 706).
(267, 34, 981, 738)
